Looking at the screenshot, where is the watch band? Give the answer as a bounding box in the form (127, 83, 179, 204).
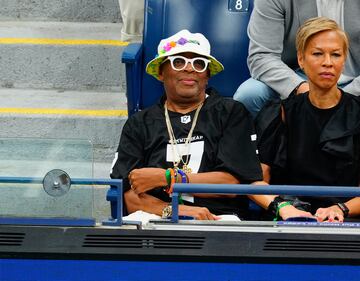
(337, 202, 349, 218)
(268, 196, 285, 215)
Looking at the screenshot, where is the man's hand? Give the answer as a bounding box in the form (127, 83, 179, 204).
(315, 205, 344, 223)
(128, 167, 167, 194)
(179, 205, 218, 220)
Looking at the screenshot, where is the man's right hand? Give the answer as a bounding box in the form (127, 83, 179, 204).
(129, 167, 167, 194)
(179, 205, 218, 220)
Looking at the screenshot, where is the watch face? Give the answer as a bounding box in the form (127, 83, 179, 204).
(162, 205, 172, 218)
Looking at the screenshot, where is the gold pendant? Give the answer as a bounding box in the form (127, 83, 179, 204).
(183, 165, 192, 174)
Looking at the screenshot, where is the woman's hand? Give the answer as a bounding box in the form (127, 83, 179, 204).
(315, 205, 344, 223)
(128, 168, 167, 194)
(279, 204, 314, 221)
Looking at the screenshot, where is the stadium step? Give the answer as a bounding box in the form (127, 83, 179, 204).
(0, 87, 127, 164)
(0, 0, 127, 221)
(0, 0, 121, 23)
(0, 2, 128, 179)
(0, 21, 127, 91)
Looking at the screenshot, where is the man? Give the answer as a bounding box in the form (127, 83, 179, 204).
(233, 0, 360, 117)
(111, 29, 263, 220)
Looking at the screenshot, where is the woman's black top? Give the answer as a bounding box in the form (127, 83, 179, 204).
(256, 90, 360, 212)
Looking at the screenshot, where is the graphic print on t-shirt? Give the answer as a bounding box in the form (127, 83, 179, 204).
(166, 136, 204, 173)
(180, 115, 191, 124)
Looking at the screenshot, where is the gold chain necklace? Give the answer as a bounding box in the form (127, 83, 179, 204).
(164, 101, 203, 174)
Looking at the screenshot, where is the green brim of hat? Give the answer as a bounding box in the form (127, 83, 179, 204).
(146, 55, 224, 80)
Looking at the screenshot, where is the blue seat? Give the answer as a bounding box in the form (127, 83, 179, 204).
(123, 0, 254, 116)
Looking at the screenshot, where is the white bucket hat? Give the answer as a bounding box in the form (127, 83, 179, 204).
(146, 29, 224, 80)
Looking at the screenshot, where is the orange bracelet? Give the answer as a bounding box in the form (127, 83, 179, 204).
(167, 168, 176, 194)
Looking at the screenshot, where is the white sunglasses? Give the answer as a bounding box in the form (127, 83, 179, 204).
(162, 55, 210, 72)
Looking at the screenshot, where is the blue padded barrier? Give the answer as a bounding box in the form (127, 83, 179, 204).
(122, 0, 254, 116)
(171, 184, 360, 222)
(107, 181, 360, 222)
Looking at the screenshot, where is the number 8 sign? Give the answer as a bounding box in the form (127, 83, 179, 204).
(228, 0, 249, 12)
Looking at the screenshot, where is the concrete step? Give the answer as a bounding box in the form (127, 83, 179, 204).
(0, 0, 120, 23)
(0, 21, 127, 91)
(0, 1, 126, 221)
(0, 88, 128, 167)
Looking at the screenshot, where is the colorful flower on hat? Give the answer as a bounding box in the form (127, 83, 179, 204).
(164, 43, 172, 52)
(160, 37, 200, 54)
(177, 37, 188, 45)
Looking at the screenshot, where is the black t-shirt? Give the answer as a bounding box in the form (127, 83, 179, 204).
(256, 91, 360, 212)
(111, 88, 263, 217)
(286, 93, 342, 187)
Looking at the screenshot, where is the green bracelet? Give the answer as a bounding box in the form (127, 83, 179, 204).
(179, 193, 184, 205)
(274, 201, 292, 221)
(165, 168, 172, 187)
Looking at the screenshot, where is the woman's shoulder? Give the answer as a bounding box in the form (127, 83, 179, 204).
(342, 90, 360, 105)
(324, 90, 360, 137)
(282, 92, 307, 108)
(338, 91, 360, 122)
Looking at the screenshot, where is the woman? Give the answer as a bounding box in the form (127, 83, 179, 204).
(252, 17, 360, 222)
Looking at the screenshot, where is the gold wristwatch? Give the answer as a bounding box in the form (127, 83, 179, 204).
(161, 204, 172, 218)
